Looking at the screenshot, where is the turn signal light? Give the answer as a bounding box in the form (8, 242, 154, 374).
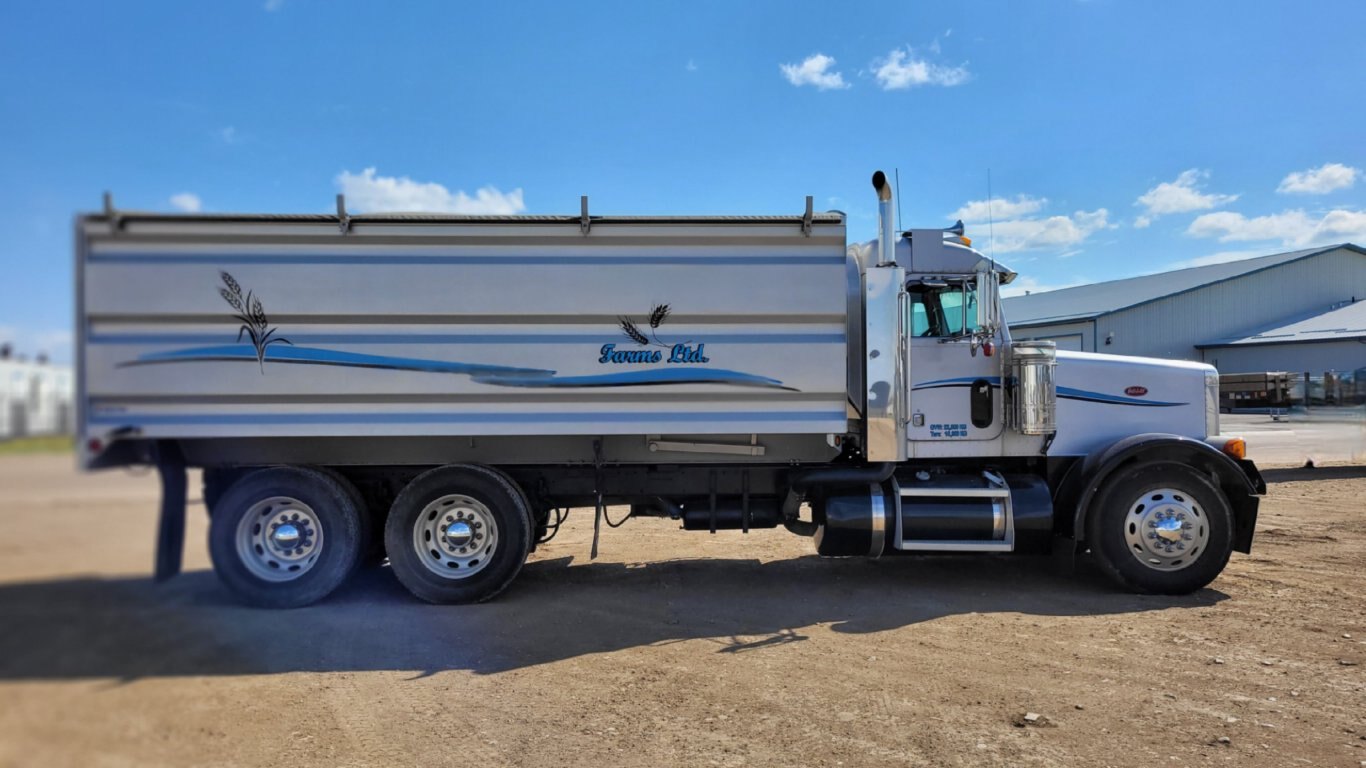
(1222, 438, 1246, 460)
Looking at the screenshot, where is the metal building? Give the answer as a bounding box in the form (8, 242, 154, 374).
(0, 358, 75, 439)
(1197, 298, 1366, 371)
(1004, 243, 1366, 375)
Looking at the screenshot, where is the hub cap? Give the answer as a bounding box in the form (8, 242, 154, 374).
(413, 494, 499, 579)
(235, 496, 324, 582)
(1123, 487, 1208, 572)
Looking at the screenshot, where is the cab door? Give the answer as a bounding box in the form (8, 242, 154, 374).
(904, 279, 1004, 442)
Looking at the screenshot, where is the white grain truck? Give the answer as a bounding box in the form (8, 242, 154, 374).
(76, 173, 1264, 607)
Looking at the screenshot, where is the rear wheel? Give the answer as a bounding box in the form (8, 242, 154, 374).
(208, 466, 365, 608)
(311, 466, 385, 564)
(384, 464, 533, 604)
(202, 466, 247, 516)
(1087, 463, 1233, 595)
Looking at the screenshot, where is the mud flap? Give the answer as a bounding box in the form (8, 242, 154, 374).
(153, 442, 187, 582)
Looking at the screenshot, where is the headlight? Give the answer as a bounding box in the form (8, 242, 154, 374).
(1204, 368, 1220, 437)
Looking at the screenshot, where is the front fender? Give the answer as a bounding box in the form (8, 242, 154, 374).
(1064, 433, 1263, 554)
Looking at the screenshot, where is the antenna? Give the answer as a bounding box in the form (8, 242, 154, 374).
(894, 168, 903, 234)
(987, 169, 996, 262)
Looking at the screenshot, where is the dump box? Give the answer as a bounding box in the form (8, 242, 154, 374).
(78, 212, 850, 448)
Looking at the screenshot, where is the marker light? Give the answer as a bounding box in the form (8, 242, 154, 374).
(961, 236, 972, 246)
(1222, 438, 1246, 460)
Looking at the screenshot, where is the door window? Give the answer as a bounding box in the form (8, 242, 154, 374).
(906, 283, 979, 337)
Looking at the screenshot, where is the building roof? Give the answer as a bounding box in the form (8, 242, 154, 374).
(1004, 243, 1363, 326)
(1197, 299, 1366, 348)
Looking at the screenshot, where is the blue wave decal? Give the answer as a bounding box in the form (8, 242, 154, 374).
(120, 344, 793, 390)
(474, 367, 794, 390)
(122, 344, 555, 377)
(1056, 386, 1185, 407)
(913, 377, 1184, 407)
(912, 376, 1002, 390)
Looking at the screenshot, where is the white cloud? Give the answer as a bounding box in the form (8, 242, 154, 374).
(1277, 162, 1359, 195)
(685, 59, 698, 72)
(1187, 207, 1366, 247)
(872, 47, 969, 90)
(1133, 169, 1238, 226)
(950, 195, 1047, 223)
(169, 192, 201, 212)
(982, 209, 1112, 254)
(1001, 275, 1090, 298)
(335, 168, 526, 214)
(264, 0, 285, 10)
(218, 126, 239, 144)
(780, 54, 849, 91)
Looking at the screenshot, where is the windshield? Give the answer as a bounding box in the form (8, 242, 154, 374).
(906, 282, 978, 337)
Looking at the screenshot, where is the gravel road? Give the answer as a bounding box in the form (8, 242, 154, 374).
(0, 455, 1362, 767)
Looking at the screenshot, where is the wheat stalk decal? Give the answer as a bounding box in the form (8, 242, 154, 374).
(618, 303, 689, 348)
(618, 316, 651, 346)
(647, 303, 671, 346)
(219, 271, 292, 372)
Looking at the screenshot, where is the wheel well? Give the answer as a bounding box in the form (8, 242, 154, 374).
(1066, 438, 1261, 554)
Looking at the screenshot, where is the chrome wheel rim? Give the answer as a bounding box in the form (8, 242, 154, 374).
(413, 494, 499, 579)
(235, 496, 324, 582)
(1123, 487, 1208, 572)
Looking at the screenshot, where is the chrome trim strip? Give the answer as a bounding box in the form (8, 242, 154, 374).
(868, 483, 885, 558)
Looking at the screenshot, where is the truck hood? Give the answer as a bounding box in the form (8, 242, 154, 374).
(1055, 350, 1212, 405)
(1047, 350, 1213, 454)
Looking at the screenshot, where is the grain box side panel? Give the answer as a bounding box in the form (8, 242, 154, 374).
(82, 220, 851, 440)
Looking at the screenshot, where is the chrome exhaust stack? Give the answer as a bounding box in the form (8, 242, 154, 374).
(863, 170, 908, 463)
(871, 171, 896, 266)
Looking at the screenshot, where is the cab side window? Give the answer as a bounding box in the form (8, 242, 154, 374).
(905, 283, 979, 337)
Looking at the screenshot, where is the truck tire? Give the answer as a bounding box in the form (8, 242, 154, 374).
(310, 466, 384, 564)
(202, 466, 248, 516)
(1086, 463, 1234, 595)
(208, 466, 365, 608)
(384, 464, 533, 604)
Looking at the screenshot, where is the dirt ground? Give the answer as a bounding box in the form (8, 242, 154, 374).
(0, 454, 1363, 768)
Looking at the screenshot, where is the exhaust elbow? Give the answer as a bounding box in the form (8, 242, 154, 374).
(872, 170, 892, 201)
(871, 169, 896, 266)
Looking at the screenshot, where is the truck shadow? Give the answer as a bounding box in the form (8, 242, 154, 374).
(0, 554, 1226, 681)
(1259, 465, 1366, 483)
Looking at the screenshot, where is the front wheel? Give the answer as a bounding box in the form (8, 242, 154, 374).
(384, 465, 532, 604)
(1087, 463, 1234, 595)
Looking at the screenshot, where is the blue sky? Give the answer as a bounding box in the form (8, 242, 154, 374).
(3, 0, 1364, 362)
